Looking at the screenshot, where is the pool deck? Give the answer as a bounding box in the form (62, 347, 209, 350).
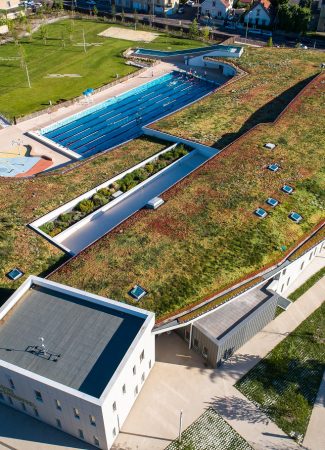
(0, 61, 229, 175)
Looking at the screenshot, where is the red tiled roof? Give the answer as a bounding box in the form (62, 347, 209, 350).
(258, 0, 271, 9)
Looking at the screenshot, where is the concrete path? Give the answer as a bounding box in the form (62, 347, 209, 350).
(303, 370, 325, 450)
(113, 272, 325, 450)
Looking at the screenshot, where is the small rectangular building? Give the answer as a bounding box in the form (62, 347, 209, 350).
(178, 283, 278, 367)
(0, 276, 155, 450)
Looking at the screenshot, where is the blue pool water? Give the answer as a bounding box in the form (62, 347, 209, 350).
(41, 71, 216, 158)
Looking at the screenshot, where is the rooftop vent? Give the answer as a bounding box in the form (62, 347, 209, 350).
(264, 143, 276, 150)
(267, 163, 280, 172)
(146, 197, 164, 210)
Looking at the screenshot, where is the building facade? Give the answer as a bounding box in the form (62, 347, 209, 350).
(244, 0, 272, 26)
(0, 0, 19, 10)
(0, 276, 155, 450)
(200, 0, 234, 19)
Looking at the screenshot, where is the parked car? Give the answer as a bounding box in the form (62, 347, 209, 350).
(186, 0, 195, 6)
(178, 7, 184, 13)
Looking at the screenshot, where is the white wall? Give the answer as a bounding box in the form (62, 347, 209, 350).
(276, 240, 325, 296)
(101, 314, 155, 448)
(201, 0, 233, 19)
(244, 6, 271, 27)
(0, 364, 106, 448)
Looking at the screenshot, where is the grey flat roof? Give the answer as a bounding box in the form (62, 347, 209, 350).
(195, 283, 274, 341)
(0, 285, 146, 398)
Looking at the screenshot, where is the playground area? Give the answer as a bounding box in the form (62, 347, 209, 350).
(98, 26, 159, 42)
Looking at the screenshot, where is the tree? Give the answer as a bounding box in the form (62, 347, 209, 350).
(121, 8, 125, 23)
(93, 5, 98, 17)
(189, 18, 199, 39)
(201, 26, 210, 42)
(39, 24, 48, 45)
(133, 9, 138, 29)
(267, 36, 273, 46)
(111, 4, 116, 21)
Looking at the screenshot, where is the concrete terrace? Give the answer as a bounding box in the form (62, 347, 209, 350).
(58, 148, 216, 255)
(0, 284, 146, 398)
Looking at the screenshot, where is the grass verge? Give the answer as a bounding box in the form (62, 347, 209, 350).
(236, 302, 325, 439)
(288, 266, 325, 301)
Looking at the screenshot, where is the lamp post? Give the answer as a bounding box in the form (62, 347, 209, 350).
(245, 11, 251, 41)
(178, 410, 183, 443)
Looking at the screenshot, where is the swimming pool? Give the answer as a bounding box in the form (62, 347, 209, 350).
(40, 71, 216, 158)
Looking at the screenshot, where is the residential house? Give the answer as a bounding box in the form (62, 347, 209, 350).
(200, 0, 234, 19)
(244, 0, 272, 26)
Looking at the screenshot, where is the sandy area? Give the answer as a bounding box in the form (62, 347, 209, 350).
(98, 26, 159, 43)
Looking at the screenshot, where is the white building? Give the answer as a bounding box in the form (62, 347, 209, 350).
(0, 0, 19, 10)
(200, 0, 234, 19)
(0, 276, 155, 450)
(244, 0, 272, 27)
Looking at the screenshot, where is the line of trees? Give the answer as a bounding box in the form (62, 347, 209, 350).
(272, 0, 312, 33)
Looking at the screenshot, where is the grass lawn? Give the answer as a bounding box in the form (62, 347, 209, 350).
(0, 135, 168, 303)
(50, 71, 325, 318)
(288, 266, 325, 301)
(154, 47, 325, 148)
(0, 19, 204, 119)
(166, 408, 253, 450)
(236, 302, 325, 438)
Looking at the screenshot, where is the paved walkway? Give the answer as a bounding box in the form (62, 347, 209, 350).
(113, 267, 325, 450)
(303, 370, 325, 450)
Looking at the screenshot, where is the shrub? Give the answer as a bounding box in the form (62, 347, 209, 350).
(58, 212, 74, 223)
(92, 193, 109, 207)
(97, 187, 111, 198)
(145, 163, 155, 173)
(40, 222, 54, 234)
(132, 168, 148, 182)
(72, 211, 85, 221)
(110, 182, 120, 191)
(159, 151, 174, 161)
(76, 199, 95, 214)
(48, 227, 62, 237)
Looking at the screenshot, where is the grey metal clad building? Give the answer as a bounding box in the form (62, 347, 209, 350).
(177, 282, 278, 367)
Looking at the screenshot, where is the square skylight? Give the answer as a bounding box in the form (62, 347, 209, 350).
(6, 268, 24, 281)
(282, 185, 294, 194)
(129, 285, 147, 301)
(289, 212, 303, 223)
(268, 163, 279, 172)
(266, 197, 279, 207)
(255, 208, 267, 218)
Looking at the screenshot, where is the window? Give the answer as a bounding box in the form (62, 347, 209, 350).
(34, 408, 39, 417)
(21, 402, 26, 411)
(212, 0, 215, 5)
(93, 436, 99, 447)
(134, 385, 139, 396)
(113, 427, 117, 437)
(133, 365, 136, 375)
(309, 252, 313, 260)
(202, 346, 208, 359)
(281, 284, 284, 293)
(185, 329, 190, 342)
(217, 11, 221, 16)
(287, 277, 290, 286)
(149, 359, 152, 370)
(300, 261, 305, 271)
(78, 429, 84, 440)
(282, 269, 286, 276)
(90, 415, 96, 426)
(122, 384, 126, 394)
(55, 399, 62, 411)
(56, 418, 62, 429)
(256, 8, 260, 16)
(73, 408, 80, 419)
(8, 397, 13, 405)
(35, 390, 43, 402)
(112, 401, 117, 412)
(140, 350, 145, 363)
(193, 338, 199, 349)
(141, 372, 145, 383)
(9, 378, 15, 390)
